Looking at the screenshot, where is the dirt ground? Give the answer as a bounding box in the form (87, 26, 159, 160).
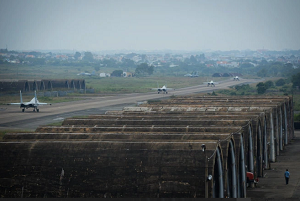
(247, 130, 300, 201)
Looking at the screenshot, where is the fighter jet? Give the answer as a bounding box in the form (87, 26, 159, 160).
(152, 85, 174, 94)
(8, 90, 50, 112)
(233, 76, 240, 81)
(184, 71, 199, 77)
(203, 80, 219, 87)
(77, 71, 96, 76)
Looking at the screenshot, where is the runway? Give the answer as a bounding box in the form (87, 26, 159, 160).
(0, 78, 262, 131)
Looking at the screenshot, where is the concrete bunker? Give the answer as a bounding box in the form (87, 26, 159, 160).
(0, 95, 294, 198)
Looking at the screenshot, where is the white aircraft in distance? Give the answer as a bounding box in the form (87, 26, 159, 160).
(184, 71, 199, 77)
(233, 76, 240, 81)
(77, 71, 96, 76)
(152, 85, 174, 94)
(8, 90, 50, 112)
(203, 80, 219, 87)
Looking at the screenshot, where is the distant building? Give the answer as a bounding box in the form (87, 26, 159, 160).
(99, 73, 110, 77)
(123, 72, 134, 77)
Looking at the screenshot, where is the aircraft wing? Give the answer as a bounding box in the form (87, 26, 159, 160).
(151, 87, 174, 90)
(35, 100, 50, 105)
(165, 88, 174, 90)
(37, 103, 49, 105)
(26, 98, 50, 106)
(203, 82, 219, 84)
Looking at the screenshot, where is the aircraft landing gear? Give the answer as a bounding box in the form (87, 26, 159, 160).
(37, 109, 39, 112)
(22, 108, 25, 112)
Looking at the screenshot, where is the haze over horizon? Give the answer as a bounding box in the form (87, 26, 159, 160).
(1, 0, 300, 52)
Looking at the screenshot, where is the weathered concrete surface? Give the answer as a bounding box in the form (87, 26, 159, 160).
(62, 119, 251, 127)
(2, 132, 234, 141)
(0, 139, 218, 198)
(0, 95, 294, 198)
(35, 125, 247, 133)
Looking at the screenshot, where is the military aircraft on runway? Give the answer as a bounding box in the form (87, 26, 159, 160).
(8, 90, 50, 112)
(152, 85, 174, 94)
(233, 76, 240, 81)
(184, 71, 199, 77)
(77, 71, 96, 76)
(203, 80, 219, 87)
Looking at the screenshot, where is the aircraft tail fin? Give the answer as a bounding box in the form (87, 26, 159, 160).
(34, 90, 38, 105)
(20, 90, 23, 104)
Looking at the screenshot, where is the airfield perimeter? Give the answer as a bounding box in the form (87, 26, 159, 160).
(0, 78, 262, 131)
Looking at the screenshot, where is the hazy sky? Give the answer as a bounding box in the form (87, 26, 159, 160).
(0, 0, 300, 52)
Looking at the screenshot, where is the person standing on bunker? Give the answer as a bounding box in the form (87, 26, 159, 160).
(285, 169, 290, 184)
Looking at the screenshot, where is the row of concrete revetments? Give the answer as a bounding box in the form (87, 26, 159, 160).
(0, 79, 86, 93)
(4, 89, 95, 98)
(0, 94, 294, 198)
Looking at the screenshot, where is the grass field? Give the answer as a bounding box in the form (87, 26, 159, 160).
(0, 64, 298, 109)
(0, 76, 224, 104)
(0, 63, 227, 103)
(0, 64, 225, 89)
(86, 76, 225, 93)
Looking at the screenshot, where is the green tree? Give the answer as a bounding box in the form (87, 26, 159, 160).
(102, 58, 117, 68)
(83, 52, 94, 62)
(190, 55, 197, 64)
(257, 68, 267, 77)
(135, 63, 154, 76)
(240, 62, 254, 68)
(264, 80, 274, 89)
(9, 55, 15, 60)
(26, 58, 46, 65)
(141, 54, 147, 61)
(74, 52, 81, 60)
(18, 58, 24, 64)
(256, 82, 266, 94)
(111, 70, 123, 77)
(94, 66, 100, 72)
(275, 79, 285, 86)
(282, 63, 295, 77)
(0, 55, 5, 64)
(121, 58, 135, 68)
(291, 72, 300, 88)
(198, 53, 205, 61)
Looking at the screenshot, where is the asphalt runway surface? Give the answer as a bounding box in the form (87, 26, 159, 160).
(0, 78, 262, 131)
